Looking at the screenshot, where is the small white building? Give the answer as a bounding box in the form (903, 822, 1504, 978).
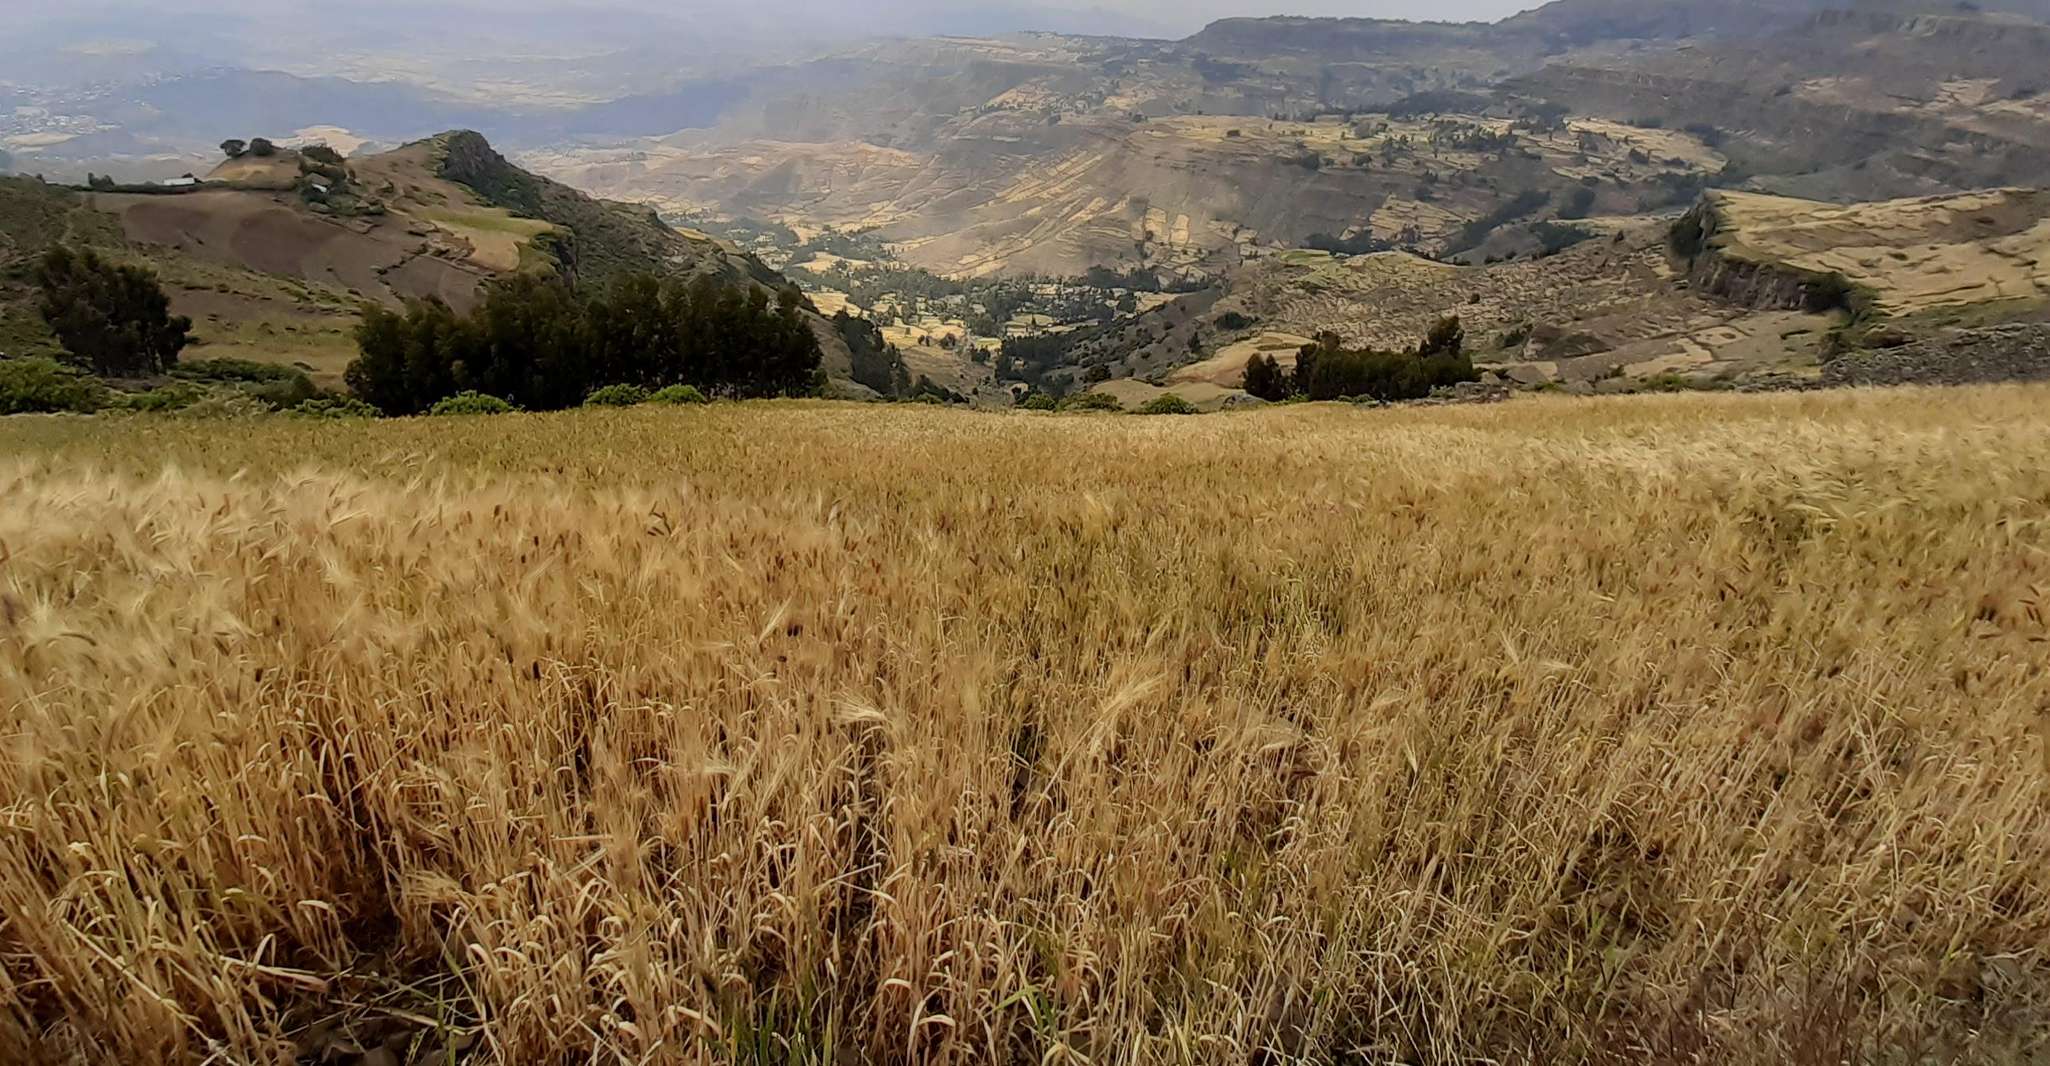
(160, 175, 198, 188)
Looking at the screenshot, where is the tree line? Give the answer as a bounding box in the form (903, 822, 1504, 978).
(346, 273, 822, 415)
(1243, 316, 1476, 402)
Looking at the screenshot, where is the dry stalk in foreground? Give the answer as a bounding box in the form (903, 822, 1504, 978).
(0, 389, 2046, 1064)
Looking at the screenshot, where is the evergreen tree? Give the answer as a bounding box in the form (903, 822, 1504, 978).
(1242, 352, 1288, 400)
(36, 247, 191, 377)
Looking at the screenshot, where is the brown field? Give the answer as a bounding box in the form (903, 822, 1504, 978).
(97, 190, 489, 310)
(1, 390, 2047, 1065)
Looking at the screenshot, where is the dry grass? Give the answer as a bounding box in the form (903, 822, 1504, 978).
(1, 390, 2047, 1065)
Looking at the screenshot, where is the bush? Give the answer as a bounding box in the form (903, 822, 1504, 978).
(0, 357, 108, 414)
(1057, 391, 1124, 412)
(173, 357, 300, 383)
(290, 396, 381, 418)
(1019, 392, 1058, 411)
(248, 138, 277, 157)
(428, 391, 515, 416)
(171, 358, 320, 409)
(1216, 310, 1256, 331)
(650, 384, 709, 405)
(584, 383, 650, 407)
(1419, 315, 1464, 358)
(1669, 212, 1708, 259)
(120, 383, 205, 412)
(1138, 394, 1198, 415)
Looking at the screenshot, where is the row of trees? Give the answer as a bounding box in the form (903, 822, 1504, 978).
(1243, 316, 1475, 402)
(345, 273, 823, 415)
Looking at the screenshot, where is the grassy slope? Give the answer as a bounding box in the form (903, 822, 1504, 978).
(1, 389, 2045, 1065)
(0, 177, 125, 356)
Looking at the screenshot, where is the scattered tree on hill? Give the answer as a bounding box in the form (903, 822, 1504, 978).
(1669, 211, 1707, 259)
(35, 247, 191, 377)
(219, 139, 248, 159)
(346, 272, 822, 415)
(837, 310, 911, 397)
(1419, 315, 1465, 358)
(248, 138, 277, 157)
(301, 144, 344, 166)
(1242, 352, 1287, 400)
(1559, 185, 1597, 220)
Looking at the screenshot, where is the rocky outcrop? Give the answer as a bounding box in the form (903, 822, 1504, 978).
(1823, 324, 2050, 387)
(1676, 198, 1849, 313)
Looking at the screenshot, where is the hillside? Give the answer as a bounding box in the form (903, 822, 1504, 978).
(528, 3, 2050, 285)
(0, 134, 858, 388)
(1006, 177, 2050, 405)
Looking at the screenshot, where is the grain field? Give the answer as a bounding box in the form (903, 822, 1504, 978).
(0, 390, 2046, 1065)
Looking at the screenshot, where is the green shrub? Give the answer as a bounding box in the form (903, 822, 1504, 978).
(428, 391, 515, 416)
(121, 383, 205, 412)
(290, 396, 381, 418)
(1019, 392, 1058, 411)
(172, 358, 300, 383)
(650, 384, 710, 405)
(0, 357, 107, 414)
(1057, 391, 1124, 412)
(584, 384, 650, 407)
(171, 358, 320, 409)
(1138, 394, 1198, 415)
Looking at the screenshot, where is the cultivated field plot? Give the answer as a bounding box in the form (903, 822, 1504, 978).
(1, 391, 2047, 1065)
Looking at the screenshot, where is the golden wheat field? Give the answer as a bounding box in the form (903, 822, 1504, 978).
(1, 389, 2048, 1066)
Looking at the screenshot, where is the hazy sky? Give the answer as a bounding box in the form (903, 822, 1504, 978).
(1091, 0, 1538, 24)
(5, 0, 1546, 37)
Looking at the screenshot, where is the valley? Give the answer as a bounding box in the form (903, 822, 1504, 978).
(7, 1, 2050, 407)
